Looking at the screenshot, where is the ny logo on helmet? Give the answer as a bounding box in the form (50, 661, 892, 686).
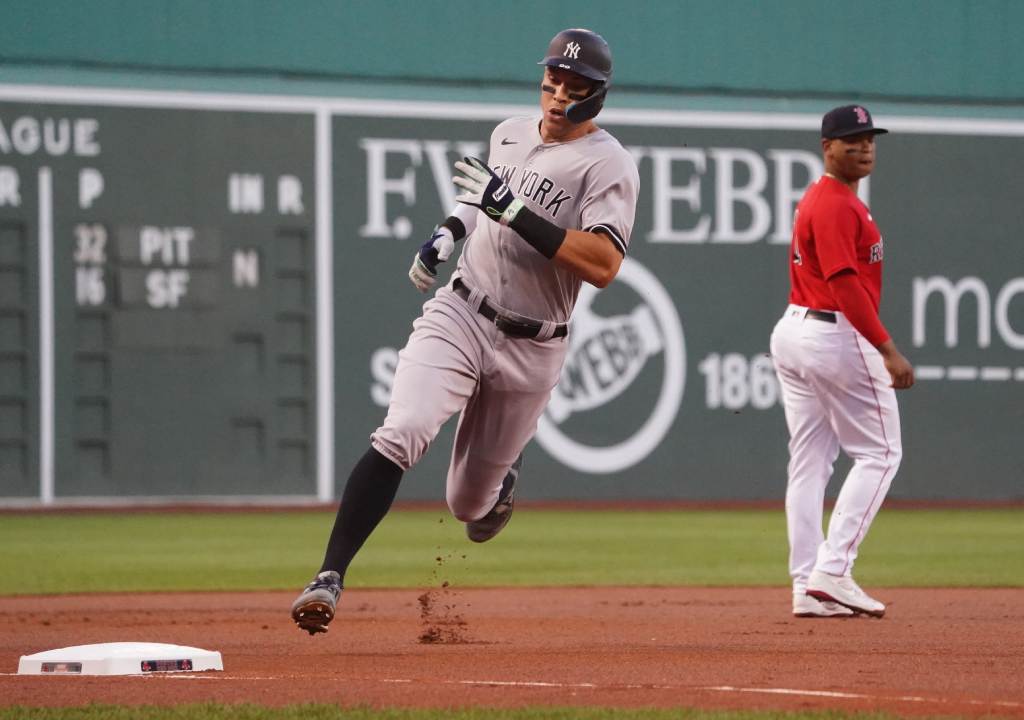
(564, 42, 581, 59)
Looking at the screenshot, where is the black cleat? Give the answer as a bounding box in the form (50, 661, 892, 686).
(466, 454, 521, 543)
(291, 570, 342, 635)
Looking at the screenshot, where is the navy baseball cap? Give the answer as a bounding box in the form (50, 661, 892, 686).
(821, 105, 888, 139)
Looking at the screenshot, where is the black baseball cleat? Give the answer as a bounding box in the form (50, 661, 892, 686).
(466, 454, 521, 543)
(291, 570, 342, 635)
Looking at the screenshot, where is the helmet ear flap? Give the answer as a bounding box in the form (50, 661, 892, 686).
(565, 84, 607, 124)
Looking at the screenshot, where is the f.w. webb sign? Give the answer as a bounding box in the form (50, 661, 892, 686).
(341, 108, 1023, 502)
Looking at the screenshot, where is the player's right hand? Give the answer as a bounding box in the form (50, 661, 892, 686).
(408, 225, 455, 293)
(453, 157, 524, 226)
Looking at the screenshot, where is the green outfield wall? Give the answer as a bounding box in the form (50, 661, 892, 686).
(1, 88, 1021, 503)
(0, 4, 1022, 504)
(2, 0, 1023, 103)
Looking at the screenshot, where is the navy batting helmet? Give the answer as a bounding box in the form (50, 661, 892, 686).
(538, 28, 612, 123)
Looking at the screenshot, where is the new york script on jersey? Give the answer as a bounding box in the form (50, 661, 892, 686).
(492, 163, 574, 219)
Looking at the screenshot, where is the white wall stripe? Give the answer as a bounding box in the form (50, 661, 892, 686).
(2, 83, 1024, 136)
(314, 109, 335, 503)
(947, 366, 980, 381)
(979, 367, 1012, 381)
(914, 366, 945, 380)
(917, 365, 1024, 381)
(37, 168, 54, 505)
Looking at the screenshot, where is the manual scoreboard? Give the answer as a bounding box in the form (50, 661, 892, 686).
(0, 101, 318, 498)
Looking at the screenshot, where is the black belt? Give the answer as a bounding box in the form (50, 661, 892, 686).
(453, 278, 568, 340)
(806, 309, 837, 323)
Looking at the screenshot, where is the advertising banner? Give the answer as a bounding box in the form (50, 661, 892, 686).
(333, 109, 1024, 501)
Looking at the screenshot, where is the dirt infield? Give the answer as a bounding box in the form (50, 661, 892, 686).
(1, 587, 1022, 717)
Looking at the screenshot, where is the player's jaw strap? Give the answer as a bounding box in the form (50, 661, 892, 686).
(566, 84, 607, 124)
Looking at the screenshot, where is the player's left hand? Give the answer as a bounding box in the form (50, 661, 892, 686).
(453, 157, 524, 226)
(884, 351, 915, 389)
(408, 225, 456, 293)
(878, 341, 915, 389)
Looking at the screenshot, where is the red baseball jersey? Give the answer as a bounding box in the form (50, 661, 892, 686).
(788, 175, 884, 312)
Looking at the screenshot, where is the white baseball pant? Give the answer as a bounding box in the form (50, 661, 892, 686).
(770, 304, 902, 596)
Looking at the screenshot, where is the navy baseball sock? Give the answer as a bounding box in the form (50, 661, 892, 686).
(318, 446, 403, 582)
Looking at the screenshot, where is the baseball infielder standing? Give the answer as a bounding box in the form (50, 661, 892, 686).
(770, 105, 914, 619)
(291, 28, 639, 634)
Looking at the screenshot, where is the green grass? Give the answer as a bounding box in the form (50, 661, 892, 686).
(0, 705, 944, 720)
(3, 510, 1018, 720)
(1, 508, 1021, 595)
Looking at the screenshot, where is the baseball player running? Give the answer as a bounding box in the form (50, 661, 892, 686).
(291, 28, 639, 635)
(770, 105, 914, 619)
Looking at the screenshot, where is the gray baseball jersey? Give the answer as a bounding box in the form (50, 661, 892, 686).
(372, 116, 639, 521)
(457, 116, 639, 322)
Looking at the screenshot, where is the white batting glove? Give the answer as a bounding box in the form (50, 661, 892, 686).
(452, 157, 524, 226)
(408, 226, 456, 292)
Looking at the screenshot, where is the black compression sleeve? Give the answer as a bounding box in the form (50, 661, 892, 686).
(319, 446, 403, 582)
(441, 215, 467, 241)
(508, 206, 566, 259)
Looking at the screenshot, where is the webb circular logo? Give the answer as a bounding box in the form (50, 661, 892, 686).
(535, 258, 686, 474)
